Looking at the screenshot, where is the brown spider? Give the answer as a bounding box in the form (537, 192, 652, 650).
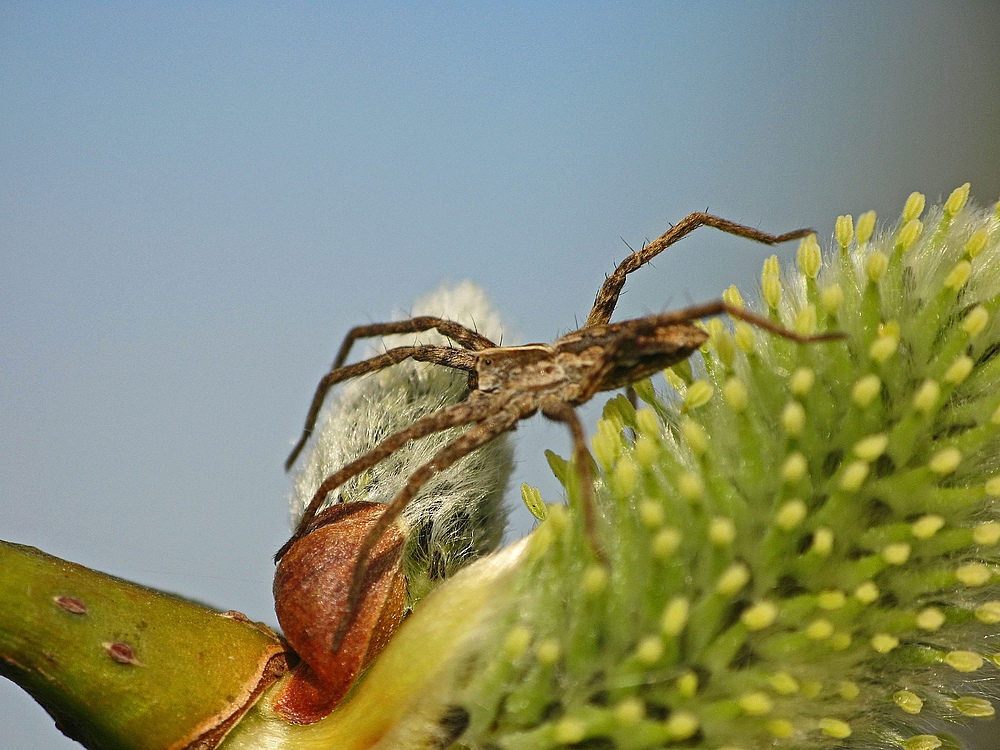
(278, 212, 844, 657)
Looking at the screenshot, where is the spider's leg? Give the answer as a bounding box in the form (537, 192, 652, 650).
(645, 300, 846, 344)
(277, 389, 494, 561)
(540, 399, 606, 565)
(328, 392, 526, 654)
(331, 317, 497, 372)
(586, 212, 814, 327)
(286, 344, 477, 471)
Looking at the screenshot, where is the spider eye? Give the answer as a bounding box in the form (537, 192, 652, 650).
(483, 358, 492, 365)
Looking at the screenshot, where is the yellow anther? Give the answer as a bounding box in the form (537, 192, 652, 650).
(821, 283, 844, 314)
(767, 719, 794, 739)
(956, 562, 991, 587)
(684, 380, 714, 410)
(770, 672, 799, 694)
(962, 305, 989, 338)
(782, 452, 808, 483)
(709, 517, 736, 546)
(819, 718, 851, 739)
(944, 260, 972, 291)
(866, 251, 888, 282)
(915, 607, 945, 631)
(869, 334, 898, 363)
(854, 581, 879, 603)
(776, 499, 807, 530)
(762, 274, 782, 309)
(902, 735, 942, 750)
(635, 635, 664, 664)
(762, 254, 781, 276)
(794, 305, 817, 335)
(665, 712, 699, 740)
(953, 697, 995, 718)
(723, 284, 744, 307)
(734, 320, 755, 353)
(521, 483, 547, 520)
(716, 562, 751, 594)
(738, 692, 773, 715)
(944, 650, 983, 672)
(911, 514, 945, 539)
(882, 542, 911, 565)
(554, 717, 586, 744)
(797, 234, 822, 278)
(928, 447, 961, 475)
(789, 366, 815, 395)
(852, 374, 881, 406)
(504, 625, 533, 659)
(677, 471, 704, 501)
(652, 527, 682, 559)
(722, 378, 748, 411)
(871, 633, 899, 653)
(944, 183, 970, 217)
(782, 401, 806, 437)
(535, 638, 561, 665)
(582, 565, 609, 595)
(638, 499, 664, 528)
(913, 379, 940, 412)
(742, 601, 779, 630)
(974, 601, 1000, 624)
(714, 329, 735, 367)
(835, 214, 854, 249)
(856, 210, 877, 245)
(903, 191, 926, 222)
(965, 227, 989, 259)
(817, 590, 846, 609)
(614, 697, 645, 725)
(661, 597, 690, 636)
(894, 690, 924, 714)
(810, 527, 834, 556)
(897, 218, 923, 252)
(840, 460, 870, 491)
(974, 521, 1000, 545)
(681, 418, 708, 456)
(613, 457, 638, 496)
(853, 433, 888, 461)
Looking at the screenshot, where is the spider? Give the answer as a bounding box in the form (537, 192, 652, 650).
(278, 212, 844, 656)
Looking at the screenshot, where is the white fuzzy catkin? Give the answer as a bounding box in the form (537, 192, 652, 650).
(289, 281, 515, 602)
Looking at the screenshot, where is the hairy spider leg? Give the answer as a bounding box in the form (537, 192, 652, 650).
(276, 382, 492, 561)
(586, 212, 814, 328)
(329, 317, 497, 373)
(326, 390, 529, 655)
(286, 328, 491, 470)
(643, 301, 847, 345)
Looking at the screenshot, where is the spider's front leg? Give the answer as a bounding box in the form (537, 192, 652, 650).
(286, 317, 496, 471)
(586, 212, 814, 327)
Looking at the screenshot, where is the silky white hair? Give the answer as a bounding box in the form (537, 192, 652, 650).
(288, 281, 515, 602)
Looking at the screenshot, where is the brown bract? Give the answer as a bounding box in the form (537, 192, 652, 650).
(273, 502, 406, 724)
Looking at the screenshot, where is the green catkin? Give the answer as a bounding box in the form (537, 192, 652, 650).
(439, 190, 1000, 750)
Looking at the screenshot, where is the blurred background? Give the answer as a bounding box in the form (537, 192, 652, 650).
(3, 3, 1000, 747)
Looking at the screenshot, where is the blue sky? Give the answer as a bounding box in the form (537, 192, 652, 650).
(3, 3, 1000, 746)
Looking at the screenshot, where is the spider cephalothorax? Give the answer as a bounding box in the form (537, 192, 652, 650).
(273, 212, 845, 720)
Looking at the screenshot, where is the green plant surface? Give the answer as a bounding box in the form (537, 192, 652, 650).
(0, 541, 286, 750)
